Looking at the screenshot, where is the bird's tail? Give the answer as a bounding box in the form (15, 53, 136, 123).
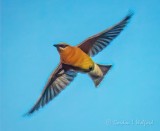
(89, 64, 112, 87)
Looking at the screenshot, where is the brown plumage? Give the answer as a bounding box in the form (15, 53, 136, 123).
(27, 13, 133, 115)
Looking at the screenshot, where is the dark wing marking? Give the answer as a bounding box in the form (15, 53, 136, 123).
(27, 64, 77, 114)
(78, 13, 133, 56)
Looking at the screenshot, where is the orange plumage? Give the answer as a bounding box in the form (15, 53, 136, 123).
(59, 46, 94, 70)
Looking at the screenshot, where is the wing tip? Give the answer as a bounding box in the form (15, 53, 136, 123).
(25, 107, 38, 116)
(25, 101, 43, 116)
(23, 111, 34, 117)
(125, 10, 134, 21)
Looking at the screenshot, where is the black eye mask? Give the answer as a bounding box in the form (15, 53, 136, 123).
(59, 45, 68, 48)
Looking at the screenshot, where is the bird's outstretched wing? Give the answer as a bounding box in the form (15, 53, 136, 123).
(78, 13, 133, 56)
(27, 64, 77, 115)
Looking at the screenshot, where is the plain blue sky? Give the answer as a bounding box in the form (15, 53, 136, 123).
(1, 0, 160, 131)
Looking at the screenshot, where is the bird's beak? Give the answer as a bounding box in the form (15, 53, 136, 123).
(53, 44, 59, 48)
(53, 44, 61, 52)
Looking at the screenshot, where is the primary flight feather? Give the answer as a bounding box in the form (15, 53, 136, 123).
(27, 13, 133, 114)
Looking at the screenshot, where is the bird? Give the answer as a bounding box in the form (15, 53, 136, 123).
(27, 13, 133, 115)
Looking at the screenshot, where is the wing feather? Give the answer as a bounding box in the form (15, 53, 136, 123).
(27, 64, 77, 114)
(78, 13, 133, 56)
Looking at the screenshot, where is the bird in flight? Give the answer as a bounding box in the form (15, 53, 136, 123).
(27, 13, 133, 114)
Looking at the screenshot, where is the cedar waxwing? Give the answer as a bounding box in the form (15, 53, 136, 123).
(27, 13, 133, 114)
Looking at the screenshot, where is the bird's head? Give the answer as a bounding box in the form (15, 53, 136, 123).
(53, 42, 70, 53)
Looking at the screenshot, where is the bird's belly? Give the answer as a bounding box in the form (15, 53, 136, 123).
(61, 48, 94, 71)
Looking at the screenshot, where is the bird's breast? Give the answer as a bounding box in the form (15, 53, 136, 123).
(60, 47, 94, 71)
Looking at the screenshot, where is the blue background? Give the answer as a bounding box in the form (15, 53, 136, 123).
(1, 0, 160, 131)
